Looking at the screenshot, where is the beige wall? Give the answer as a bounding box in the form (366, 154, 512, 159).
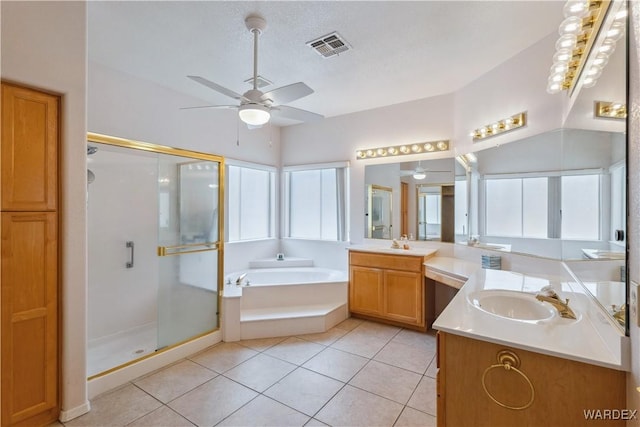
(1, 1, 90, 420)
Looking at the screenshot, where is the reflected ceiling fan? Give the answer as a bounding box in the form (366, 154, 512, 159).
(185, 14, 323, 128)
(400, 161, 450, 180)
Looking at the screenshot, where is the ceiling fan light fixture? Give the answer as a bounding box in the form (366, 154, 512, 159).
(413, 172, 427, 180)
(239, 104, 270, 126)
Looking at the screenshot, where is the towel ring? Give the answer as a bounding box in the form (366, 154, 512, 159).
(481, 350, 535, 411)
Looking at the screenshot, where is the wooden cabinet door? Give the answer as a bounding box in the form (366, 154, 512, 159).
(349, 266, 384, 315)
(1, 83, 58, 211)
(383, 269, 424, 326)
(1, 212, 58, 426)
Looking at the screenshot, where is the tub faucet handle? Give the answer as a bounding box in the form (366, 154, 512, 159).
(276, 253, 284, 261)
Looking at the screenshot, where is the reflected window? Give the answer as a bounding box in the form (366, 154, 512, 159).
(284, 163, 349, 241)
(561, 174, 600, 240)
(227, 162, 275, 241)
(485, 177, 547, 238)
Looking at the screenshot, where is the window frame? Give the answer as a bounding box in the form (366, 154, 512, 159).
(225, 159, 277, 243)
(282, 161, 350, 242)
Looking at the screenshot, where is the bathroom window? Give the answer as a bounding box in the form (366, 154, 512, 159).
(227, 161, 276, 241)
(283, 162, 349, 241)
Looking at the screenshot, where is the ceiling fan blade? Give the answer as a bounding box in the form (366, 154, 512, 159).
(179, 105, 238, 110)
(187, 75, 245, 101)
(261, 82, 314, 105)
(271, 105, 324, 122)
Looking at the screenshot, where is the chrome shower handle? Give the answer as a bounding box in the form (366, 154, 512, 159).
(126, 241, 134, 268)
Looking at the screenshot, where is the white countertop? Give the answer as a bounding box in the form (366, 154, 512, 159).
(424, 256, 480, 282)
(348, 244, 438, 258)
(433, 268, 629, 371)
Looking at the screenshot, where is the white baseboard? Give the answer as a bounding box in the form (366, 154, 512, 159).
(59, 401, 91, 422)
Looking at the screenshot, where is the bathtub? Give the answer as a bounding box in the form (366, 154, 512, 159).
(225, 267, 347, 286)
(222, 267, 349, 340)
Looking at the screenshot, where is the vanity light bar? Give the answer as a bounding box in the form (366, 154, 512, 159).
(356, 140, 449, 160)
(471, 112, 527, 142)
(547, 0, 626, 94)
(594, 101, 627, 119)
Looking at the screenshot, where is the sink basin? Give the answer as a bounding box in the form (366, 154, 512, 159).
(468, 290, 556, 321)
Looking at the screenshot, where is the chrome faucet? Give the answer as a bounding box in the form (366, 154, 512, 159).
(235, 273, 248, 286)
(535, 286, 577, 320)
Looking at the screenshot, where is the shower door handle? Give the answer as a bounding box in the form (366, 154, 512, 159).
(126, 241, 134, 268)
(157, 241, 219, 256)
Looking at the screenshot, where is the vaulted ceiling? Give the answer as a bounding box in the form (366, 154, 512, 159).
(88, 1, 564, 124)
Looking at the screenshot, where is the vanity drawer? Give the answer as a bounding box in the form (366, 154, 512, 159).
(350, 251, 423, 272)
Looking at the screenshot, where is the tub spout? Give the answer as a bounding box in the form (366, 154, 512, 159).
(235, 273, 247, 286)
(276, 253, 285, 261)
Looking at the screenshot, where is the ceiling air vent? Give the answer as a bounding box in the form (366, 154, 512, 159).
(307, 32, 351, 58)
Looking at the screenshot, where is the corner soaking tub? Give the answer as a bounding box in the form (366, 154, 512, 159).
(222, 267, 348, 340)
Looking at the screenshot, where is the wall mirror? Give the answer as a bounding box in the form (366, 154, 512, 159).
(362, 2, 627, 332)
(364, 158, 455, 241)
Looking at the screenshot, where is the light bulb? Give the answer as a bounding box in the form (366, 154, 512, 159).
(591, 53, 609, 67)
(556, 34, 577, 50)
(598, 39, 616, 55)
(550, 62, 569, 75)
(547, 82, 563, 94)
(411, 144, 421, 153)
(424, 143, 434, 152)
(553, 49, 573, 64)
(436, 141, 448, 151)
(558, 16, 583, 36)
(563, 0, 590, 18)
(388, 147, 397, 155)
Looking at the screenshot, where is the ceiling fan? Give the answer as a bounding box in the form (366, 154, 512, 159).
(185, 14, 323, 128)
(400, 161, 450, 180)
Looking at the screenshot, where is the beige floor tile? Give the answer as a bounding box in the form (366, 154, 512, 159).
(303, 347, 368, 382)
(264, 367, 344, 416)
(297, 327, 348, 345)
(224, 353, 297, 392)
(425, 355, 437, 378)
(315, 385, 404, 427)
(190, 341, 258, 373)
(128, 406, 195, 426)
(330, 330, 391, 358)
(238, 336, 287, 351)
(217, 395, 310, 426)
(391, 328, 437, 351)
(374, 340, 434, 374)
(168, 376, 257, 426)
(349, 360, 422, 404)
(394, 406, 436, 427)
(134, 359, 216, 403)
(354, 320, 402, 340)
(406, 376, 437, 416)
(66, 384, 161, 426)
(333, 317, 363, 331)
(264, 336, 326, 365)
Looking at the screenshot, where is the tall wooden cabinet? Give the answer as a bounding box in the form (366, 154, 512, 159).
(1, 82, 60, 427)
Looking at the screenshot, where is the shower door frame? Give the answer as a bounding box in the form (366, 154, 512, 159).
(86, 132, 225, 379)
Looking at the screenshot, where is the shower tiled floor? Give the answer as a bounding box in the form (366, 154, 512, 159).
(59, 318, 438, 427)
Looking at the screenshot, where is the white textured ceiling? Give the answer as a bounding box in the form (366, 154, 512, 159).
(88, 1, 564, 123)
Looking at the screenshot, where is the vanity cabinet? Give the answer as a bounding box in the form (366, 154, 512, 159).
(349, 250, 430, 331)
(437, 332, 626, 427)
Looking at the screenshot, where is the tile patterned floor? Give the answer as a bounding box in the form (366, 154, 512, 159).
(60, 318, 437, 427)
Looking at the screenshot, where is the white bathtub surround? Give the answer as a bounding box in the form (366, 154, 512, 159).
(249, 257, 313, 269)
(222, 267, 348, 340)
(433, 268, 629, 370)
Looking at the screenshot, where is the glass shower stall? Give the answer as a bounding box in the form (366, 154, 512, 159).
(86, 134, 223, 377)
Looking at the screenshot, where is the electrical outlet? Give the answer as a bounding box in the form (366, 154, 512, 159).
(631, 281, 639, 327)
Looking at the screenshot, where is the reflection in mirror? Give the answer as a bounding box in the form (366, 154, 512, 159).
(365, 159, 455, 241)
(366, 185, 393, 239)
(461, 128, 625, 260)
